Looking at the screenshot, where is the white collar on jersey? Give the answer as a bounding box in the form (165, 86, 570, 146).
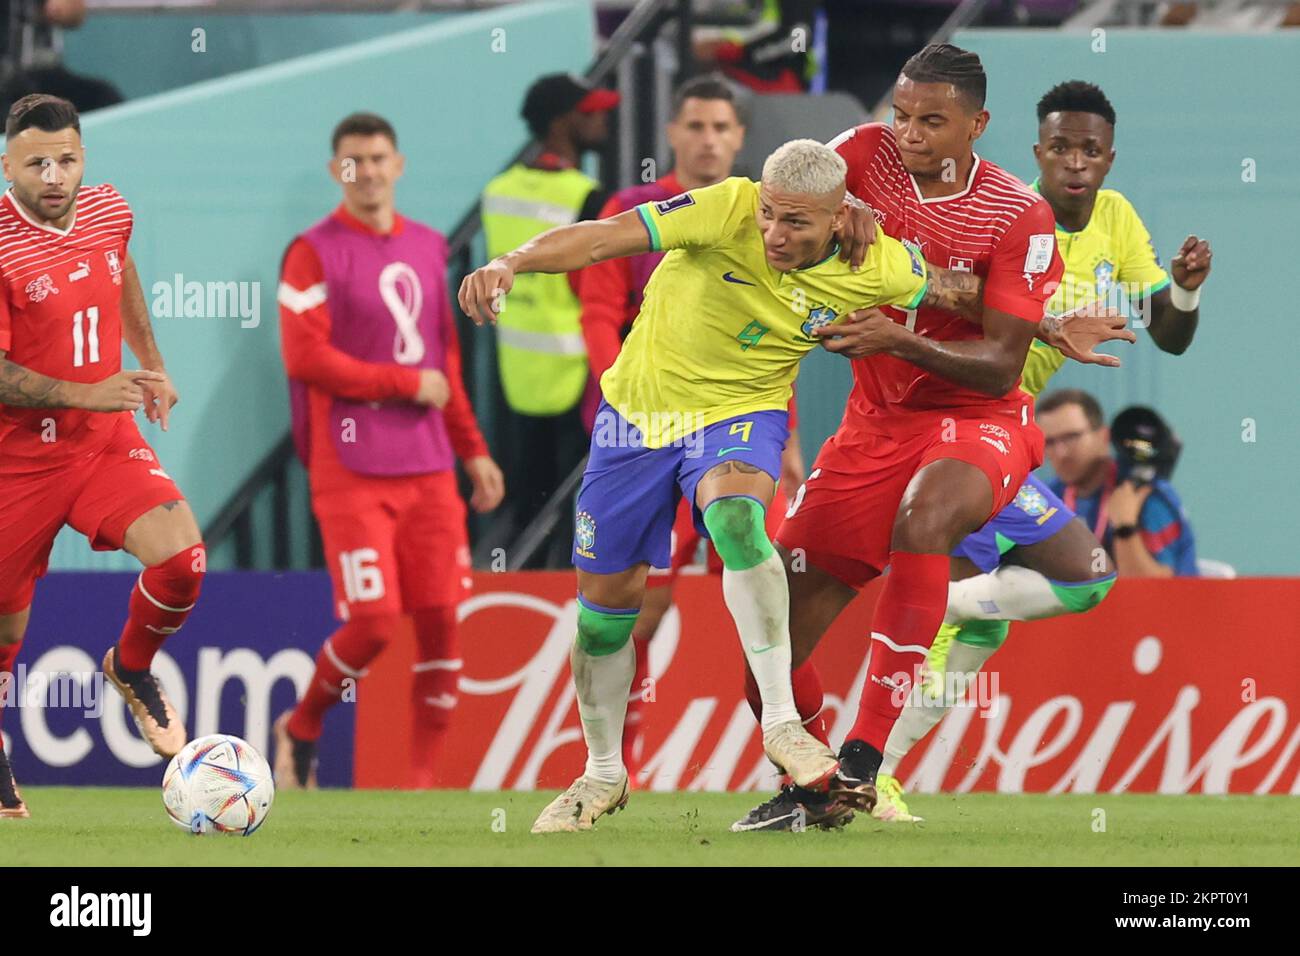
(909, 153, 982, 205)
(4, 186, 78, 237)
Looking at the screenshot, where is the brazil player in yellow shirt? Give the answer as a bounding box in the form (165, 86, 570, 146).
(872, 81, 1213, 822)
(460, 139, 988, 833)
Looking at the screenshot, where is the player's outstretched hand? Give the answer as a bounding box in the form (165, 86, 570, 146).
(140, 368, 179, 431)
(464, 455, 505, 513)
(834, 194, 877, 271)
(813, 307, 900, 358)
(76, 369, 168, 413)
(458, 259, 515, 325)
(1170, 235, 1212, 291)
(1041, 302, 1136, 368)
(416, 369, 451, 409)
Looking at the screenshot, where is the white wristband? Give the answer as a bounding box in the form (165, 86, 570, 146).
(1169, 282, 1200, 312)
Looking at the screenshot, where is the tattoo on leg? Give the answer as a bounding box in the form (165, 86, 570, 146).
(160, 500, 182, 511)
(706, 460, 764, 480)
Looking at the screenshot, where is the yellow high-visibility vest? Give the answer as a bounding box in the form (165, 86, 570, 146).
(481, 163, 596, 416)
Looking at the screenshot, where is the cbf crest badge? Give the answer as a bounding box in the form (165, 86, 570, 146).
(1013, 483, 1051, 517)
(800, 305, 837, 340)
(1094, 259, 1115, 295)
(575, 511, 597, 559)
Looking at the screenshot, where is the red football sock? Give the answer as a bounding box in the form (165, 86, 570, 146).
(847, 551, 950, 750)
(289, 615, 393, 743)
(409, 606, 460, 789)
(743, 659, 829, 745)
(0, 640, 20, 734)
(622, 635, 651, 776)
(116, 545, 206, 671)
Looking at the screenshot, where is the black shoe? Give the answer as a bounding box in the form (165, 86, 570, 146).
(831, 739, 882, 812)
(0, 747, 30, 817)
(730, 784, 855, 832)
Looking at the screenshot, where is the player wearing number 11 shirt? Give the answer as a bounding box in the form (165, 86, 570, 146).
(0, 95, 206, 819)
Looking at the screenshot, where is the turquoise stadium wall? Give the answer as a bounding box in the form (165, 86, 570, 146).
(794, 30, 1300, 574)
(46, 1, 596, 571)
(63, 12, 446, 101)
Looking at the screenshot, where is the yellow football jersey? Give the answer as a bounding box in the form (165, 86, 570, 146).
(599, 176, 928, 447)
(1020, 185, 1172, 398)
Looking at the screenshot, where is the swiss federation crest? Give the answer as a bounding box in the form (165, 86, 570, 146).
(800, 305, 838, 339)
(1013, 483, 1051, 517)
(575, 511, 597, 556)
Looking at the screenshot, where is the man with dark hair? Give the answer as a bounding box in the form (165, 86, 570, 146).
(481, 73, 620, 566)
(872, 79, 1212, 823)
(733, 43, 1136, 831)
(0, 94, 203, 817)
(273, 112, 503, 790)
(1038, 390, 1197, 577)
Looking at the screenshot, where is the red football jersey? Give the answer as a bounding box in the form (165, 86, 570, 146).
(0, 183, 133, 461)
(831, 123, 1063, 419)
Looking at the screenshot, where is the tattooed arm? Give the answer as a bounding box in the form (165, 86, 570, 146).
(0, 349, 166, 411)
(0, 352, 72, 407)
(916, 264, 984, 320)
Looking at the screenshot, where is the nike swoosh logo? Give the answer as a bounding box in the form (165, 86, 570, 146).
(722, 271, 756, 286)
(749, 643, 779, 654)
(716, 446, 748, 456)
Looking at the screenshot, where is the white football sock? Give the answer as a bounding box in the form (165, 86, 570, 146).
(571, 639, 636, 784)
(723, 550, 801, 732)
(881, 640, 998, 776)
(946, 565, 1066, 623)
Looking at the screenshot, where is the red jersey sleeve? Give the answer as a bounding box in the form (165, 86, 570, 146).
(0, 281, 11, 353)
(981, 197, 1063, 324)
(829, 123, 886, 201)
(439, 304, 490, 461)
(278, 237, 421, 401)
(578, 194, 634, 382)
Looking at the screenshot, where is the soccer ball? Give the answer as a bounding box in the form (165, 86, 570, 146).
(162, 734, 275, 836)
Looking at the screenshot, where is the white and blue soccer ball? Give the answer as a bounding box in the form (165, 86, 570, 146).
(162, 734, 275, 836)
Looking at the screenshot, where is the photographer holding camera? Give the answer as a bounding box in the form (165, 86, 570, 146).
(1038, 389, 1198, 577)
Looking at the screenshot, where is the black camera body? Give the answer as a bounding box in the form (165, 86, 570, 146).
(1111, 406, 1182, 486)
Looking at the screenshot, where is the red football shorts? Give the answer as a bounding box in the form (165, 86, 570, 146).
(0, 415, 185, 614)
(313, 469, 471, 621)
(777, 405, 1043, 590)
(646, 486, 790, 589)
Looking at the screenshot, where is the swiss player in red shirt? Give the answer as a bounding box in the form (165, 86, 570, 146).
(272, 114, 503, 790)
(734, 45, 1069, 831)
(0, 96, 204, 818)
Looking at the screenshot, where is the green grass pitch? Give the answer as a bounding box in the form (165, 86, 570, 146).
(7, 788, 1298, 866)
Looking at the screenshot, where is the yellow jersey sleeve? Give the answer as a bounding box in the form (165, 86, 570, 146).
(1020, 339, 1066, 399)
(1114, 194, 1171, 298)
(635, 177, 753, 252)
(847, 226, 928, 309)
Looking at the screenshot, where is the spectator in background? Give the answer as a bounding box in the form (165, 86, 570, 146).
(1038, 389, 1197, 577)
(481, 73, 618, 567)
(0, 1, 122, 116)
(693, 0, 826, 93)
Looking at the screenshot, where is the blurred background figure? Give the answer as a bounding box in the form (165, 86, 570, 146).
(691, 0, 826, 93)
(1038, 389, 1198, 577)
(0, 1, 122, 116)
(275, 113, 503, 790)
(481, 72, 618, 568)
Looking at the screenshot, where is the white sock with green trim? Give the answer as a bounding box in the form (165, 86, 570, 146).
(946, 565, 1065, 623)
(881, 641, 998, 776)
(723, 551, 801, 733)
(571, 640, 636, 784)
